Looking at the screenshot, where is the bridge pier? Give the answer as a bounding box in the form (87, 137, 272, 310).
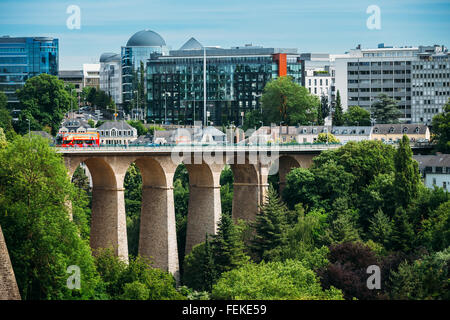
(86, 157, 130, 261)
(185, 162, 224, 255)
(137, 157, 179, 281)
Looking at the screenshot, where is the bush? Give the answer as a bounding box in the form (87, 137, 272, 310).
(212, 260, 343, 300)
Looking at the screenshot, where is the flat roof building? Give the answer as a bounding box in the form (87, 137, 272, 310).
(146, 40, 304, 126)
(0, 36, 58, 106)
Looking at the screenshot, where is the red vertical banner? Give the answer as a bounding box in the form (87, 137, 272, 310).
(273, 53, 287, 77)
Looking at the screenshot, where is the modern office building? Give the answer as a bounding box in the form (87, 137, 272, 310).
(411, 45, 450, 124)
(334, 44, 417, 122)
(146, 40, 304, 125)
(301, 53, 334, 100)
(83, 63, 100, 89)
(0, 36, 58, 106)
(334, 43, 449, 124)
(121, 29, 169, 105)
(100, 52, 122, 107)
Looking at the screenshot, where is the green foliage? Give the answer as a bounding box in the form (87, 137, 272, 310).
(317, 94, 330, 125)
(127, 120, 148, 136)
(94, 249, 184, 300)
(87, 119, 95, 128)
(389, 248, 450, 300)
(15, 74, 76, 135)
(0, 135, 102, 299)
(212, 260, 344, 300)
(418, 201, 450, 252)
(0, 92, 14, 135)
(251, 186, 289, 261)
(315, 132, 340, 143)
(390, 207, 415, 252)
(182, 242, 208, 291)
(183, 215, 249, 292)
(211, 214, 249, 276)
(242, 109, 263, 131)
(261, 76, 319, 125)
(220, 166, 234, 216)
(431, 99, 450, 153)
(368, 209, 393, 247)
(0, 127, 7, 149)
(124, 164, 142, 257)
(343, 105, 371, 126)
(332, 90, 344, 126)
(371, 93, 402, 124)
(394, 135, 420, 208)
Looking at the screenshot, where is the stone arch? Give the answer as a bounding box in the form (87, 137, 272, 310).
(229, 162, 260, 222)
(272, 154, 315, 197)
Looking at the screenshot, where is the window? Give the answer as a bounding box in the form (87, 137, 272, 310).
(402, 127, 408, 133)
(389, 127, 395, 133)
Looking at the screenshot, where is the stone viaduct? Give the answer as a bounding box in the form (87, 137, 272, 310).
(60, 144, 339, 280)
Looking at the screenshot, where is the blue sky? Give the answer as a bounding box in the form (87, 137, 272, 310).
(1, 0, 449, 69)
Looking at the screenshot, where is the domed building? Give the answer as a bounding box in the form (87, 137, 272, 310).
(121, 29, 168, 112)
(99, 52, 122, 107)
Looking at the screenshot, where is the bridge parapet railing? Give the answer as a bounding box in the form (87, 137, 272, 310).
(53, 142, 344, 153)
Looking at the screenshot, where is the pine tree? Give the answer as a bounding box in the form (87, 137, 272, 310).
(251, 186, 288, 262)
(371, 93, 402, 124)
(368, 209, 393, 246)
(391, 207, 415, 252)
(332, 90, 344, 126)
(394, 135, 420, 208)
(202, 235, 216, 292)
(211, 214, 248, 276)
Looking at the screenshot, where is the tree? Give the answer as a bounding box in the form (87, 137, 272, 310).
(0, 135, 103, 299)
(343, 105, 371, 126)
(261, 76, 319, 126)
(94, 249, 184, 300)
(242, 109, 263, 131)
(0, 91, 14, 135)
(317, 94, 330, 125)
(251, 186, 289, 261)
(390, 207, 415, 252)
(394, 135, 420, 208)
(15, 74, 76, 135)
(371, 94, 402, 124)
(389, 248, 450, 300)
(431, 99, 450, 153)
(368, 209, 393, 247)
(212, 260, 343, 300)
(332, 90, 344, 126)
(124, 164, 142, 257)
(315, 132, 340, 143)
(318, 242, 381, 300)
(211, 214, 249, 276)
(127, 120, 148, 136)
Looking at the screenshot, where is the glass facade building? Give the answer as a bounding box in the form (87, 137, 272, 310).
(146, 45, 304, 125)
(121, 30, 169, 104)
(0, 36, 58, 106)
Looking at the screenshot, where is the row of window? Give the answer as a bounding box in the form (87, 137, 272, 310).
(412, 73, 450, 79)
(348, 61, 412, 66)
(308, 78, 329, 86)
(99, 130, 134, 137)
